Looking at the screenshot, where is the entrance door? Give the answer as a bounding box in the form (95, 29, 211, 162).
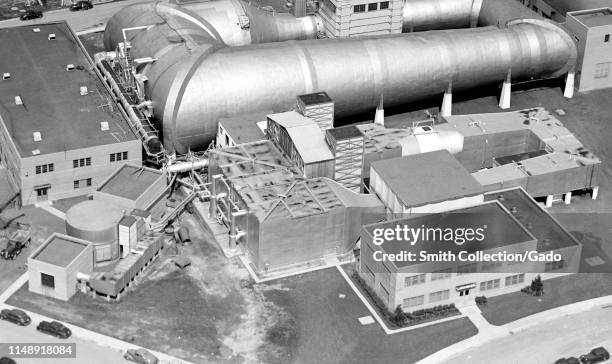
(459, 289, 471, 296)
(35, 186, 50, 201)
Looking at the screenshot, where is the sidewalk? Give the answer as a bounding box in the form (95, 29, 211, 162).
(418, 293, 612, 364)
(0, 273, 192, 364)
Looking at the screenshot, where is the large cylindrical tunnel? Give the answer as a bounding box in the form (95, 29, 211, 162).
(104, 0, 577, 153)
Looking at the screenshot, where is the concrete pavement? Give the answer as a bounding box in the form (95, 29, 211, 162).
(419, 293, 612, 364)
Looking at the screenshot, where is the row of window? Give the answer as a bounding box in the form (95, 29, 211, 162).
(403, 274, 528, 309)
(35, 163, 54, 174)
(353, 1, 389, 13)
(36, 152, 129, 174)
(73, 157, 91, 168)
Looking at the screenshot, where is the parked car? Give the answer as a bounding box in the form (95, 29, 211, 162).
(69, 1, 92, 11)
(555, 357, 581, 364)
(0, 357, 16, 364)
(19, 10, 42, 20)
(36, 321, 71, 339)
(580, 347, 610, 364)
(124, 349, 158, 364)
(0, 308, 31, 326)
(1, 229, 31, 260)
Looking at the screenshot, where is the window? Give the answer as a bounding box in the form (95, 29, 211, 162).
(225, 134, 230, 146)
(595, 62, 611, 79)
(479, 279, 500, 291)
(505, 274, 525, 286)
(35, 163, 54, 174)
(457, 263, 478, 275)
(73, 178, 93, 189)
(402, 295, 424, 309)
(429, 289, 450, 303)
(368, 2, 377, 11)
(73, 157, 91, 168)
(379, 1, 389, 9)
(545, 260, 565, 272)
(41, 273, 55, 288)
(605, 34, 610, 43)
(431, 269, 452, 281)
(110, 152, 128, 162)
(353, 4, 365, 12)
(404, 274, 426, 287)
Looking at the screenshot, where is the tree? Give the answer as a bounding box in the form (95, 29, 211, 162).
(531, 275, 544, 296)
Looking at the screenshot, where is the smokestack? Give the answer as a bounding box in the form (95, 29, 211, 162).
(374, 94, 384, 126)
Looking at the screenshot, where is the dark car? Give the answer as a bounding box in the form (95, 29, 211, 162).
(124, 349, 159, 364)
(0, 308, 31, 326)
(580, 347, 610, 364)
(555, 357, 581, 364)
(36, 321, 71, 339)
(19, 10, 42, 21)
(0, 357, 17, 364)
(69, 1, 92, 11)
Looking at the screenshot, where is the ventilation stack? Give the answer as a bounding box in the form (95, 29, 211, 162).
(296, 92, 334, 131)
(325, 125, 365, 192)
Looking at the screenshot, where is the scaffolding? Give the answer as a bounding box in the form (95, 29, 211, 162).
(325, 125, 364, 192)
(296, 92, 334, 131)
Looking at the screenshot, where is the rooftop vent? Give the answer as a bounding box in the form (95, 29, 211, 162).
(33, 132, 42, 142)
(14, 96, 22, 105)
(100, 121, 109, 131)
(48, 33, 56, 40)
(33, 28, 40, 33)
(32, 149, 40, 155)
(79, 86, 88, 96)
(2, 73, 10, 80)
(66, 64, 75, 71)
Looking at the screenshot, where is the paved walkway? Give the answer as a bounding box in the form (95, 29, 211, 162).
(34, 201, 66, 220)
(418, 293, 612, 364)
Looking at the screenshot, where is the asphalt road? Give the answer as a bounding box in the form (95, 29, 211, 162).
(0, 0, 142, 33)
(441, 306, 612, 364)
(0, 319, 129, 364)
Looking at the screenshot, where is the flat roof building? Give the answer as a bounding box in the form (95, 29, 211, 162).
(565, 8, 612, 91)
(0, 22, 141, 205)
(93, 164, 167, 212)
(216, 111, 269, 149)
(369, 150, 484, 215)
(359, 187, 582, 312)
(28, 233, 94, 301)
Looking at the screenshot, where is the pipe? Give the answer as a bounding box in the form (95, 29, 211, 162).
(167, 159, 208, 173)
(104, 0, 577, 153)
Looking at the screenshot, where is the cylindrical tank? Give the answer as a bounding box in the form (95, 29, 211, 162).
(66, 200, 124, 263)
(103, 0, 576, 153)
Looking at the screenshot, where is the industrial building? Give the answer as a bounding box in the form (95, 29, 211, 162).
(99, 0, 578, 154)
(28, 233, 94, 301)
(216, 112, 268, 149)
(207, 140, 384, 274)
(0, 22, 141, 205)
(354, 108, 601, 205)
(360, 187, 582, 312)
(93, 163, 167, 212)
(369, 150, 484, 215)
(566, 8, 612, 91)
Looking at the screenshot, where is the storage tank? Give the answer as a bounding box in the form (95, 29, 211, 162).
(66, 200, 124, 264)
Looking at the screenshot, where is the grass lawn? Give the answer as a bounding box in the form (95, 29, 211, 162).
(481, 274, 612, 326)
(262, 267, 478, 364)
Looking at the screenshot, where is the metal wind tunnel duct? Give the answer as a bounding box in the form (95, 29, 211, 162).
(103, 0, 577, 153)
